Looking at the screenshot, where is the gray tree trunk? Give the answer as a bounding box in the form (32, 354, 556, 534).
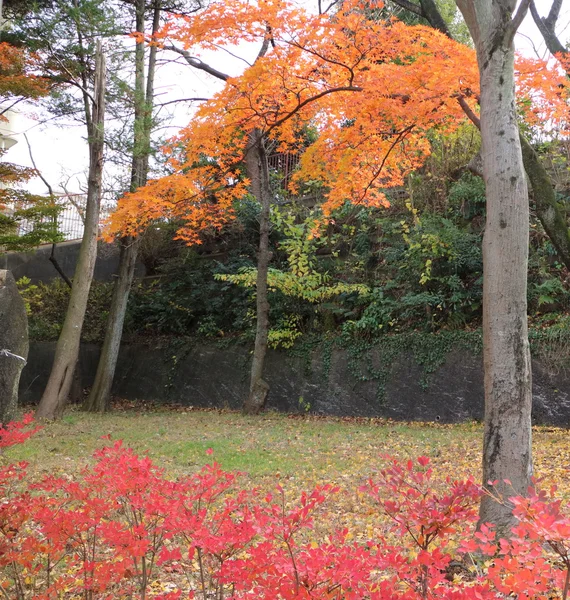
(244, 132, 272, 415)
(83, 236, 139, 412)
(521, 136, 570, 270)
(0, 271, 28, 424)
(84, 0, 159, 413)
(456, 0, 533, 534)
(36, 44, 106, 420)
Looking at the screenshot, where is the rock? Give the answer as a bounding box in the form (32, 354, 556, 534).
(0, 270, 28, 423)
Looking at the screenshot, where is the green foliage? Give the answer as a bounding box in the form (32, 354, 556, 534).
(128, 251, 256, 338)
(529, 314, 570, 373)
(15, 276, 39, 314)
(447, 172, 486, 220)
(268, 314, 303, 349)
(17, 277, 113, 342)
(339, 330, 483, 401)
(407, 125, 480, 213)
(0, 171, 63, 251)
(20, 127, 570, 354)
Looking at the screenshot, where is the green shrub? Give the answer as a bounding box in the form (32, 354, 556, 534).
(17, 277, 113, 343)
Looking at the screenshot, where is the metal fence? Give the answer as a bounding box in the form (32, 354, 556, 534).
(267, 151, 301, 198)
(16, 194, 116, 242)
(14, 154, 302, 242)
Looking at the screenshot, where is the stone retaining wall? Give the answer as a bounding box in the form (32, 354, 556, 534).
(19, 341, 570, 426)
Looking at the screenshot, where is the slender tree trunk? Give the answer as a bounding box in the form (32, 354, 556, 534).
(85, 0, 159, 413)
(467, 137, 570, 270)
(36, 44, 106, 420)
(244, 132, 271, 415)
(520, 135, 570, 270)
(456, 0, 532, 534)
(83, 237, 139, 411)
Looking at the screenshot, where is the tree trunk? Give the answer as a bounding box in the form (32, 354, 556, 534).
(85, 0, 159, 413)
(36, 44, 106, 420)
(83, 237, 139, 412)
(244, 132, 271, 415)
(520, 135, 570, 270)
(456, 0, 532, 534)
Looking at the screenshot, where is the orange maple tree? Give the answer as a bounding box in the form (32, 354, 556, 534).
(107, 0, 480, 243)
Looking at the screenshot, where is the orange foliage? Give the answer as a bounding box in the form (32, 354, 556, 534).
(0, 42, 49, 104)
(515, 54, 570, 135)
(108, 1, 481, 243)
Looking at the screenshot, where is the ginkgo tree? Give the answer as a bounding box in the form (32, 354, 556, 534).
(109, 0, 479, 413)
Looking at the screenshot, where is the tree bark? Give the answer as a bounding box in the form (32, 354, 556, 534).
(244, 131, 272, 415)
(456, 0, 533, 534)
(83, 237, 139, 412)
(35, 43, 106, 420)
(520, 135, 570, 270)
(84, 0, 159, 413)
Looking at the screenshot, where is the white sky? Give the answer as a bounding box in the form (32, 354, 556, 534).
(2, 45, 245, 196)
(1, 3, 567, 197)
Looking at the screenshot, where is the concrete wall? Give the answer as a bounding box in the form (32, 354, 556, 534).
(19, 341, 570, 426)
(3, 240, 145, 283)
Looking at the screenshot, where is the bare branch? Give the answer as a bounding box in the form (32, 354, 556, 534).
(390, 0, 424, 18)
(419, 0, 452, 36)
(163, 45, 230, 81)
(255, 24, 275, 64)
(546, 0, 564, 29)
(507, 0, 531, 47)
(23, 133, 72, 289)
(323, 0, 342, 14)
(267, 85, 362, 134)
(156, 97, 210, 108)
(46, 44, 96, 104)
(210, 43, 254, 67)
(530, 0, 567, 56)
(24, 133, 54, 197)
(457, 95, 481, 130)
(0, 98, 24, 117)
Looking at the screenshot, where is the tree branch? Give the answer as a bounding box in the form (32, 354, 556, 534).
(507, 0, 531, 47)
(163, 45, 230, 81)
(390, 0, 424, 18)
(267, 86, 362, 134)
(419, 0, 452, 36)
(255, 24, 274, 63)
(357, 125, 415, 203)
(0, 98, 24, 117)
(23, 133, 73, 289)
(322, 0, 342, 14)
(546, 0, 564, 29)
(156, 97, 209, 108)
(457, 95, 481, 130)
(530, 0, 567, 56)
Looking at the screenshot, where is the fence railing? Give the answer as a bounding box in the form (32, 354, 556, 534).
(16, 194, 116, 242)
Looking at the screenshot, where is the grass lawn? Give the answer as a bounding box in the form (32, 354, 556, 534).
(5, 407, 570, 497)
